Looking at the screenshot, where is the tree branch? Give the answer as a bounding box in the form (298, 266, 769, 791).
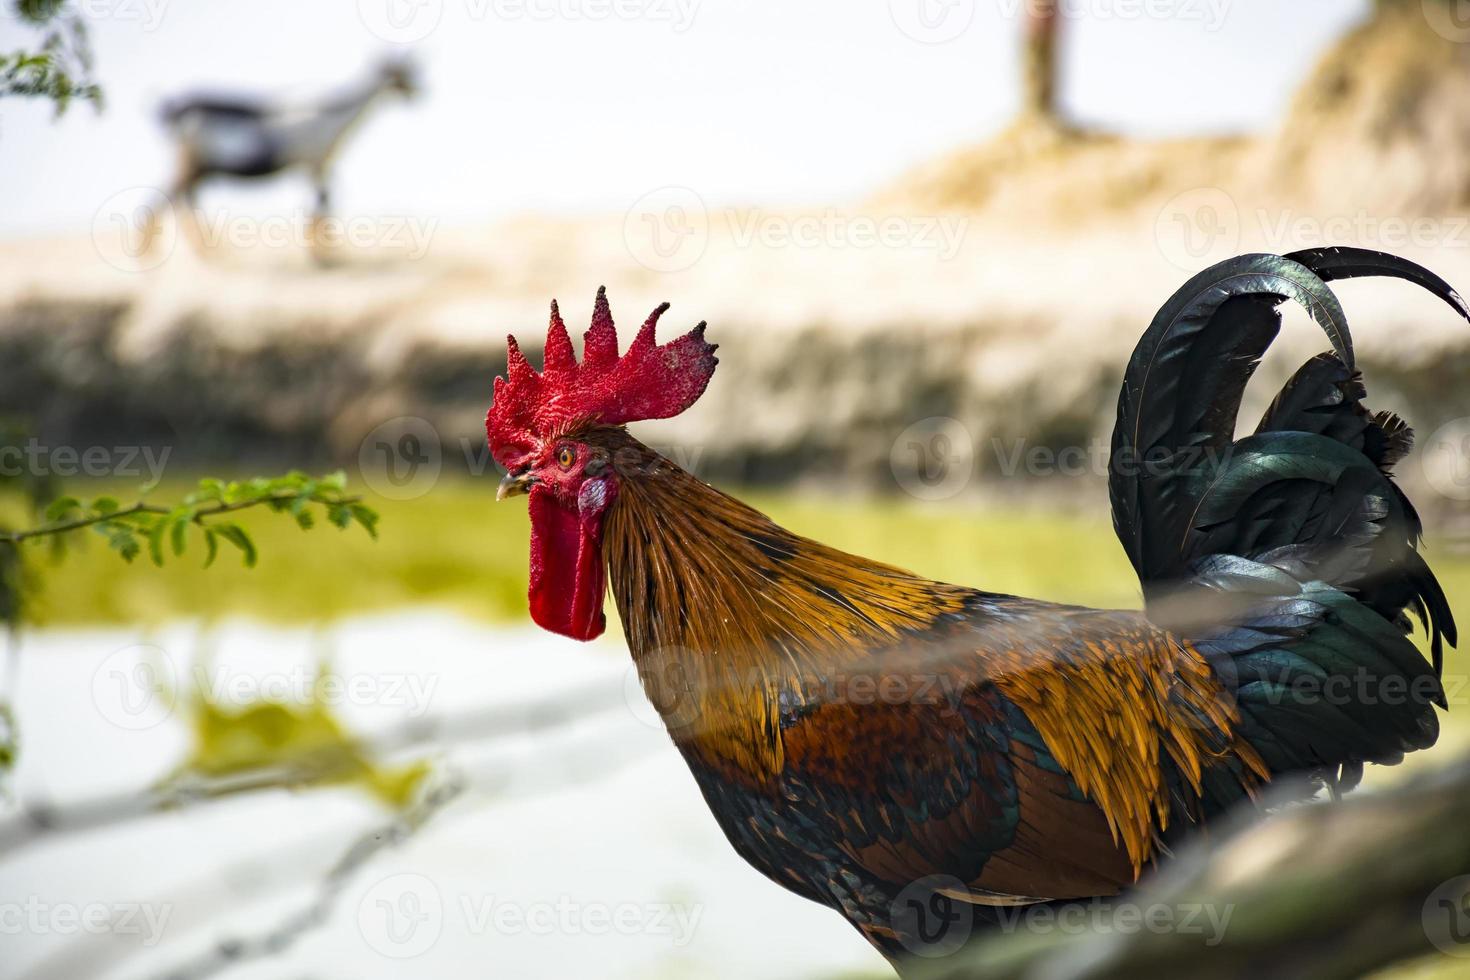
(0, 492, 364, 545)
(0, 680, 628, 857)
(911, 756, 1470, 979)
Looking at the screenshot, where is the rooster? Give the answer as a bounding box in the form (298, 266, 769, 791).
(485, 248, 1466, 967)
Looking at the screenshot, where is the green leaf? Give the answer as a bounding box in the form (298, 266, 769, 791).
(170, 516, 188, 557)
(294, 509, 314, 531)
(349, 504, 380, 540)
(91, 496, 119, 515)
(107, 527, 139, 563)
(147, 520, 167, 567)
(212, 523, 257, 568)
(328, 503, 352, 529)
(203, 528, 219, 569)
(43, 496, 80, 522)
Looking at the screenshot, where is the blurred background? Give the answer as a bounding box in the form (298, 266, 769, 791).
(3, 0, 1470, 977)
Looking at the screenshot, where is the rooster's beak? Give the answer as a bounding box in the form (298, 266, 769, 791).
(497, 471, 535, 501)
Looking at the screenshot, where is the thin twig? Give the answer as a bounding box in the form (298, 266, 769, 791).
(139, 769, 468, 980)
(0, 493, 364, 545)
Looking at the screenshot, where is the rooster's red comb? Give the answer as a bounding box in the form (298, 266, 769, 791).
(486, 287, 718, 469)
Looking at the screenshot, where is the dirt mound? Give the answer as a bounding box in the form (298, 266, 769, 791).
(882, 6, 1470, 223)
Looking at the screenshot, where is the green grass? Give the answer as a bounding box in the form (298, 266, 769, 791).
(3, 477, 1158, 628)
(7, 474, 1468, 639)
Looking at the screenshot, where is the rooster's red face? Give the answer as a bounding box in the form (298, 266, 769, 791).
(495, 435, 620, 641)
(486, 288, 717, 641)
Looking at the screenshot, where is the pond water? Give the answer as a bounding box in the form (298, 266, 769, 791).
(3, 611, 886, 980)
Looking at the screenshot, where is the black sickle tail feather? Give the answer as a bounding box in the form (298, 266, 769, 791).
(1110, 248, 1468, 791)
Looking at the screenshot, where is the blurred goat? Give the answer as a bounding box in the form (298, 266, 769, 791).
(146, 57, 419, 262)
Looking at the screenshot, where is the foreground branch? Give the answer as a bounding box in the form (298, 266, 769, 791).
(913, 756, 1470, 980)
(0, 681, 627, 856)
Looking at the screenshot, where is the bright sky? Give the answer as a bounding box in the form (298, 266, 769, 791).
(0, 0, 1370, 236)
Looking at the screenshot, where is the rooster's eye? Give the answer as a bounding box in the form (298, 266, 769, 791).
(557, 446, 576, 469)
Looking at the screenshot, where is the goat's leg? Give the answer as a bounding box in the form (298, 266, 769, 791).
(141, 156, 194, 258)
(307, 174, 338, 266)
(173, 176, 208, 257)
